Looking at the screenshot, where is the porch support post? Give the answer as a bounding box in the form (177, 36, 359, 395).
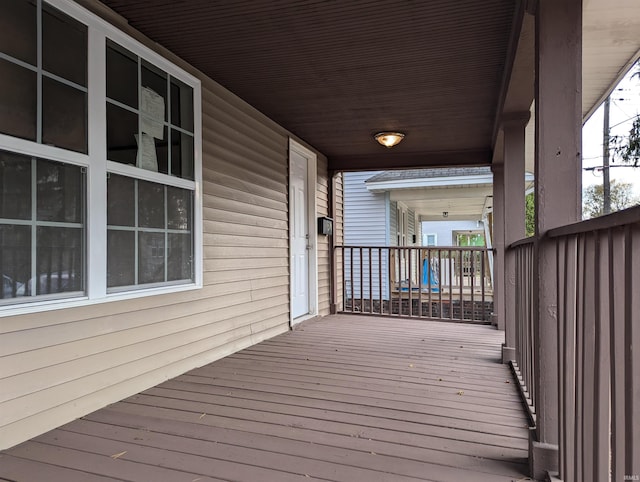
(491, 162, 506, 334)
(502, 114, 529, 363)
(532, 0, 582, 479)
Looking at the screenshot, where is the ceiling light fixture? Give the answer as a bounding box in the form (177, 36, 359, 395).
(374, 131, 405, 148)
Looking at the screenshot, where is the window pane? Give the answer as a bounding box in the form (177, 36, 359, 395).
(170, 130, 194, 180)
(35, 226, 83, 295)
(107, 174, 135, 226)
(0, 150, 31, 220)
(107, 230, 134, 287)
(0, 0, 37, 65)
(167, 186, 191, 231)
(106, 41, 138, 108)
(42, 77, 87, 153)
(42, 3, 87, 86)
(107, 103, 138, 165)
(168, 233, 192, 281)
(138, 180, 164, 228)
(139, 232, 164, 284)
(37, 159, 84, 223)
(154, 126, 169, 175)
(142, 61, 167, 121)
(170, 78, 194, 132)
(0, 225, 30, 300)
(0, 59, 37, 141)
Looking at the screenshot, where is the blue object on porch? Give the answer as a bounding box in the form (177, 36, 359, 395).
(422, 259, 439, 292)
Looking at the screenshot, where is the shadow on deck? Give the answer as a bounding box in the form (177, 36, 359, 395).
(0, 315, 530, 481)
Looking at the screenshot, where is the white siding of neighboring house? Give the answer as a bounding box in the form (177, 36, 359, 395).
(0, 0, 338, 450)
(343, 172, 389, 301)
(408, 209, 416, 244)
(421, 220, 483, 246)
(389, 200, 397, 246)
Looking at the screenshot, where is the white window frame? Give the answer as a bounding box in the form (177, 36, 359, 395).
(424, 233, 437, 247)
(0, 0, 202, 316)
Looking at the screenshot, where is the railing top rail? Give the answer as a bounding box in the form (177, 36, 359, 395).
(508, 237, 537, 249)
(508, 205, 640, 248)
(546, 205, 640, 238)
(334, 245, 490, 251)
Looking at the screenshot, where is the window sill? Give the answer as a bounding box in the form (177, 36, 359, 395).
(0, 282, 202, 318)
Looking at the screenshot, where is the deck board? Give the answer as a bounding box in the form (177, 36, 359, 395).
(0, 315, 530, 481)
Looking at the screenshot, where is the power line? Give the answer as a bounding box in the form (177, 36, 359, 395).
(609, 113, 639, 130)
(583, 164, 638, 171)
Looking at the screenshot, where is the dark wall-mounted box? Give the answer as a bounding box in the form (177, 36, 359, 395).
(317, 216, 333, 236)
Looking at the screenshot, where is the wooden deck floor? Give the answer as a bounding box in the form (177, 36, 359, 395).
(0, 315, 530, 482)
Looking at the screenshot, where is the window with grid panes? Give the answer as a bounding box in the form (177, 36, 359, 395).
(0, 0, 201, 310)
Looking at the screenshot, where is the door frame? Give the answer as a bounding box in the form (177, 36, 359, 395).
(288, 138, 318, 326)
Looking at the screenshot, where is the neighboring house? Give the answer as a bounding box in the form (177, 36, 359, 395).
(422, 220, 486, 247)
(343, 168, 491, 301)
(343, 167, 533, 299)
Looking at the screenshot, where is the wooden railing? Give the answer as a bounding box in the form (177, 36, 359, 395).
(510, 206, 640, 482)
(510, 237, 537, 425)
(335, 245, 493, 322)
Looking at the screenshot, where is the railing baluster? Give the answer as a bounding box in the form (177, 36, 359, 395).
(449, 249, 453, 321)
(470, 249, 475, 322)
(350, 247, 354, 313)
(378, 247, 383, 315)
(625, 224, 640, 479)
(408, 247, 412, 317)
(437, 249, 442, 320)
(427, 247, 432, 318)
(459, 249, 463, 320)
(418, 248, 423, 318)
(481, 248, 486, 321)
(610, 228, 625, 482)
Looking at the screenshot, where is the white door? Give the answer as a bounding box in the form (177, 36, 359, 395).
(290, 148, 310, 319)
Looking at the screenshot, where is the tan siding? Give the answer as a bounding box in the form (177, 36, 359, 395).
(0, 0, 329, 450)
(316, 155, 331, 315)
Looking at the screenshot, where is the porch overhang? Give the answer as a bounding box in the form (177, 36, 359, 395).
(89, 0, 640, 172)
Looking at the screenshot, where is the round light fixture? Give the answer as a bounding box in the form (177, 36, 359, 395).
(374, 131, 405, 148)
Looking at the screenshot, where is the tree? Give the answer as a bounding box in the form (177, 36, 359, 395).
(610, 64, 640, 166)
(582, 180, 639, 219)
(611, 116, 640, 167)
(525, 192, 535, 237)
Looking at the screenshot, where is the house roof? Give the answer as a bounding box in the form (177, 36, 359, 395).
(94, 0, 640, 172)
(365, 167, 492, 184)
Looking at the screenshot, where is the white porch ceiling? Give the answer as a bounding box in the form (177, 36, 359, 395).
(582, 0, 640, 122)
(391, 185, 493, 222)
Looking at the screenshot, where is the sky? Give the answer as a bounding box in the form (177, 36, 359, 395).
(582, 62, 640, 198)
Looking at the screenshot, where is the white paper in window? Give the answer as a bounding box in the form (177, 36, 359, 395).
(135, 133, 158, 172)
(141, 86, 164, 140)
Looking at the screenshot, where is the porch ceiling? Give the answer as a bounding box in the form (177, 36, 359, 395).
(96, 0, 640, 172)
(97, 0, 517, 170)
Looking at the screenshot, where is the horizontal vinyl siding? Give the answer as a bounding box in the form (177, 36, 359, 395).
(0, 0, 330, 450)
(389, 200, 398, 246)
(316, 155, 331, 315)
(343, 172, 389, 300)
(408, 209, 416, 245)
(343, 172, 387, 246)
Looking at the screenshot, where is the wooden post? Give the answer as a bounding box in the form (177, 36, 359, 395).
(532, 0, 582, 479)
(503, 114, 529, 362)
(492, 162, 506, 331)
